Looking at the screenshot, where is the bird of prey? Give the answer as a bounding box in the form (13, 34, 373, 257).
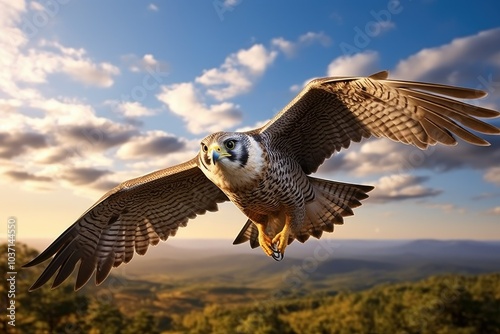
(24, 71, 499, 291)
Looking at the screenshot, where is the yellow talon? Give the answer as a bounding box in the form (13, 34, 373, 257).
(257, 223, 274, 256)
(272, 224, 291, 256)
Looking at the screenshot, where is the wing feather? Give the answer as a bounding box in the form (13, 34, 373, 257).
(258, 71, 499, 174)
(232, 219, 260, 249)
(23, 157, 228, 290)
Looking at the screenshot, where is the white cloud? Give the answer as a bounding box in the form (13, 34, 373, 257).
(370, 174, 441, 203)
(117, 130, 185, 160)
(0, 1, 225, 199)
(156, 34, 331, 134)
(298, 31, 332, 46)
(271, 37, 295, 57)
(122, 53, 168, 73)
(29, 1, 45, 11)
(235, 119, 270, 133)
(271, 31, 332, 57)
(16, 40, 120, 88)
(318, 35, 500, 178)
(484, 166, 500, 186)
(0, 2, 30, 98)
(289, 77, 317, 93)
(224, 0, 239, 5)
(393, 28, 500, 84)
(289, 84, 301, 93)
(371, 21, 395, 36)
(319, 139, 414, 177)
(0, 1, 132, 197)
(0, 0, 26, 26)
(157, 82, 242, 134)
(30, 97, 97, 125)
(321, 136, 500, 178)
(349, 140, 411, 176)
(0, 87, 195, 198)
(196, 44, 277, 100)
(106, 101, 158, 118)
(62, 59, 120, 87)
(148, 3, 159, 11)
(237, 44, 276, 74)
(327, 50, 380, 76)
(123, 143, 199, 176)
(0, 27, 132, 197)
(143, 54, 157, 66)
(1, 38, 120, 95)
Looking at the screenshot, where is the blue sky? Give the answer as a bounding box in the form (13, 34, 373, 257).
(1, 0, 500, 244)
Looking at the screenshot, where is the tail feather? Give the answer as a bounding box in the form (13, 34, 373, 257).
(232, 219, 260, 248)
(232, 177, 373, 248)
(297, 177, 373, 243)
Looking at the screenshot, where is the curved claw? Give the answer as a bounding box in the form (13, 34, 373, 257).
(271, 243, 284, 261)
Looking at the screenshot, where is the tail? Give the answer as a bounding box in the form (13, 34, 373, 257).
(297, 177, 373, 242)
(232, 177, 374, 247)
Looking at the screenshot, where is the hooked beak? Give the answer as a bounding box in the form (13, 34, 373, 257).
(209, 145, 231, 164)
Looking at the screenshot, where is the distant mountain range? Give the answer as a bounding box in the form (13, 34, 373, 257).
(24, 239, 500, 286)
(119, 239, 500, 290)
(25, 237, 500, 266)
(21, 238, 500, 314)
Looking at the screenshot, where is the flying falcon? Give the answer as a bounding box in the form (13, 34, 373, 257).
(24, 71, 500, 291)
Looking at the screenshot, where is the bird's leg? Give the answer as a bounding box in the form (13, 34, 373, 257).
(271, 215, 291, 260)
(257, 223, 275, 257)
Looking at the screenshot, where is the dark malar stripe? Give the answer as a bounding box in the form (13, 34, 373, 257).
(238, 134, 256, 168)
(238, 143, 249, 168)
(227, 135, 249, 168)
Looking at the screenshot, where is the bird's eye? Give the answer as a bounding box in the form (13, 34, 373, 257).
(225, 140, 236, 150)
(201, 144, 208, 152)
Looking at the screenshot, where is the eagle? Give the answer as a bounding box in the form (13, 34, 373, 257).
(24, 71, 500, 291)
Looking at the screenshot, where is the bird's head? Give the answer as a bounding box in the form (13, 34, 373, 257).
(199, 132, 249, 170)
(198, 132, 264, 190)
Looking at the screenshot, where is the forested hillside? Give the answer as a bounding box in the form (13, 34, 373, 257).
(180, 273, 500, 333)
(2, 242, 499, 333)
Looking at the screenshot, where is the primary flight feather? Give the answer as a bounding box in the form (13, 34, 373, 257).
(24, 71, 500, 290)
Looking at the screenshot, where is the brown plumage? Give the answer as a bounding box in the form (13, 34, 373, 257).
(24, 71, 499, 290)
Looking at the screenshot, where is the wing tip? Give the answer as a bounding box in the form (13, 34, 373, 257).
(232, 219, 253, 245)
(232, 237, 244, 245)
(28, 281, 44, 292)
(28, 268, 56, 291)
(22, 258, 40, 268)
(369, 70, 389, 80)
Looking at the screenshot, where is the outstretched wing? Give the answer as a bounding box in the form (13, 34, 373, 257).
(23, 157, 228, 291)
(258, 71, 500, 174)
